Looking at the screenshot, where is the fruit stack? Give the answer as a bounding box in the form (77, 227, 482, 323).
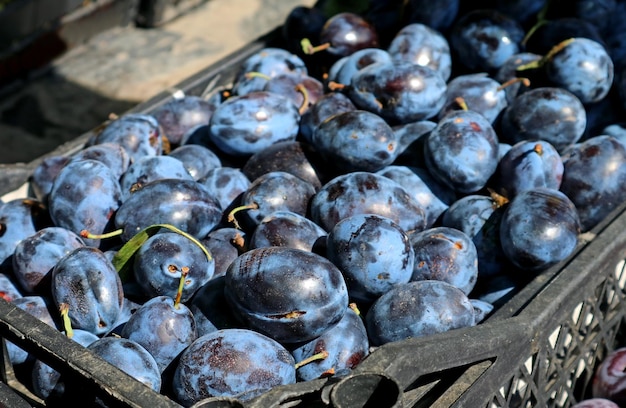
(2, 0, 626, 406)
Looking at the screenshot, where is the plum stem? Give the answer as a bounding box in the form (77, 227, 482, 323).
(227, 202, 259, 230)
(174, 267, 189, 309)
(497, 77, 531, 91)
(244, 71, 272, 81)
(517, 38, 575, 72)
(59, 303, 74, 339)
(294, 350, 329, 369)
(80, 228, 123, 240)
(454, 96, 469, 111)
(295, 83, 310, 114)
(301, 38, 331, 55)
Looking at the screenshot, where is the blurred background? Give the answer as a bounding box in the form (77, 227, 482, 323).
(0, 0, 315, 164)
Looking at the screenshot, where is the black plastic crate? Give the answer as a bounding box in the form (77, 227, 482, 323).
(135, 0, 209, 27)
(1, 25, 626, 408)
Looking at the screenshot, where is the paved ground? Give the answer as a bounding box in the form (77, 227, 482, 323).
(0, 0, 314, 164)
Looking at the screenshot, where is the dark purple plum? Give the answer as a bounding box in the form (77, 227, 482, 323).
(67, 142, 130, 181)
(225, 247, 349, 343)
(592, 347, 626, 405)
(29, 155, 71, 202)
(197, 167, 251, 211)
(151, 95, 216, 146)
(499, 187, 581, 272)
(494, 52, 542, 104)
(120, 295, 198, 373)
(31, 329, 99, 400)
(298, 92, 356, 146)
(499, 87, 587, 153)
(376, 165, 455, 228)
(441, 194, 510, 278)
(263, 72, 324, 114)
(0, 198, 49, 269)
(545, 38, 614, 104)
(326, 213, 414, 304)
(365, 280, 475, 346)
(242, 140, 326, 190)
(87, 337, 161, 392)
(48, 159, 122, 248)
(167, 144, 222, 181)
(559, 135, 626, 232)
(51, 247, 124, 335)
(311, 110, 399, 173)
(310, 171, 427, 235)
(330, 48, 393, 86)
(132, 231, 215, 302)
(172, 329, 295, 404)
(114, 178, 222, 242)
(292, 306, 369, 381)
(450, 9, 525, 73)
(348, 61, 447, 125)
(572, 399, 620, 408)
(492, 140, 564, 199)
(316, 12, 379, 57)
(236, 171, 316, 230)
(437, 73, 508, 124)
(7, 295, 57, 365)
(12, 226, 85, 294)
(231, 48, 308, 96)
(91, 113, 163, 162)
(119, 155, 194, 201)
(208, 91, 300, 157)
(424, 110, 499, 194)
(200, 228, 247, 279)
(387, 23, 452, 81)
(249, 210, 326, 252)
(409, 227, 479, 295)
(188, 275, 241, 336)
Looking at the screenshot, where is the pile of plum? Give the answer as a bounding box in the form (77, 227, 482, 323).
(2, 0, 626, 405)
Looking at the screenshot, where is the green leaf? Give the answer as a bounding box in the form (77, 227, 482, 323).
(112, 224, 212, 283)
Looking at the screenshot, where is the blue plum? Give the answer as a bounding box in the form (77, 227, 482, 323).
(348, 61, 447, 125)
(387, 23, 452, 81)
(499, 187, 581, 272)
(12, 226, 85, 294)
(200, 228, 247, 279)
(292, 306, 369, 381)
(559, 135, 626, 232)
(492, 140, 564, 199)
(119, 155, 194, 200)
(237, 171, 316, 229)
(499, 87, 587, 153)
(48, 159, 122, 248)
(87, 337, 161, 392)
(424, 110, 499, 194)
(249, 210, 326, 252)
(172, 329, 296, 404)
(114, 178, 222, 242)
(91, 113, 163, 162)
(151, 95, 216, 146)
(197, 167, 251, 211)
(67, 142, 130, 181)
(545, 37, 614, 104)
(326, 213, 414, 304)
(409, 226, 479, 295)
(0, 198, 49, 269)
(225, 247, 349, 343)
(298, 92, 356, 145)
(120, 295, 198, 373)
(311, 110, 399, 173)
(208, 91, 300, 157)
(51, 247, 124, 335)
(132, 231, 215, 302)
(376, 165, 455, 228)
(7, 295, 57, 365)
(168, 144, 222, 181)
(365, 280, 475, 346)
(310, 171, 427, 235)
